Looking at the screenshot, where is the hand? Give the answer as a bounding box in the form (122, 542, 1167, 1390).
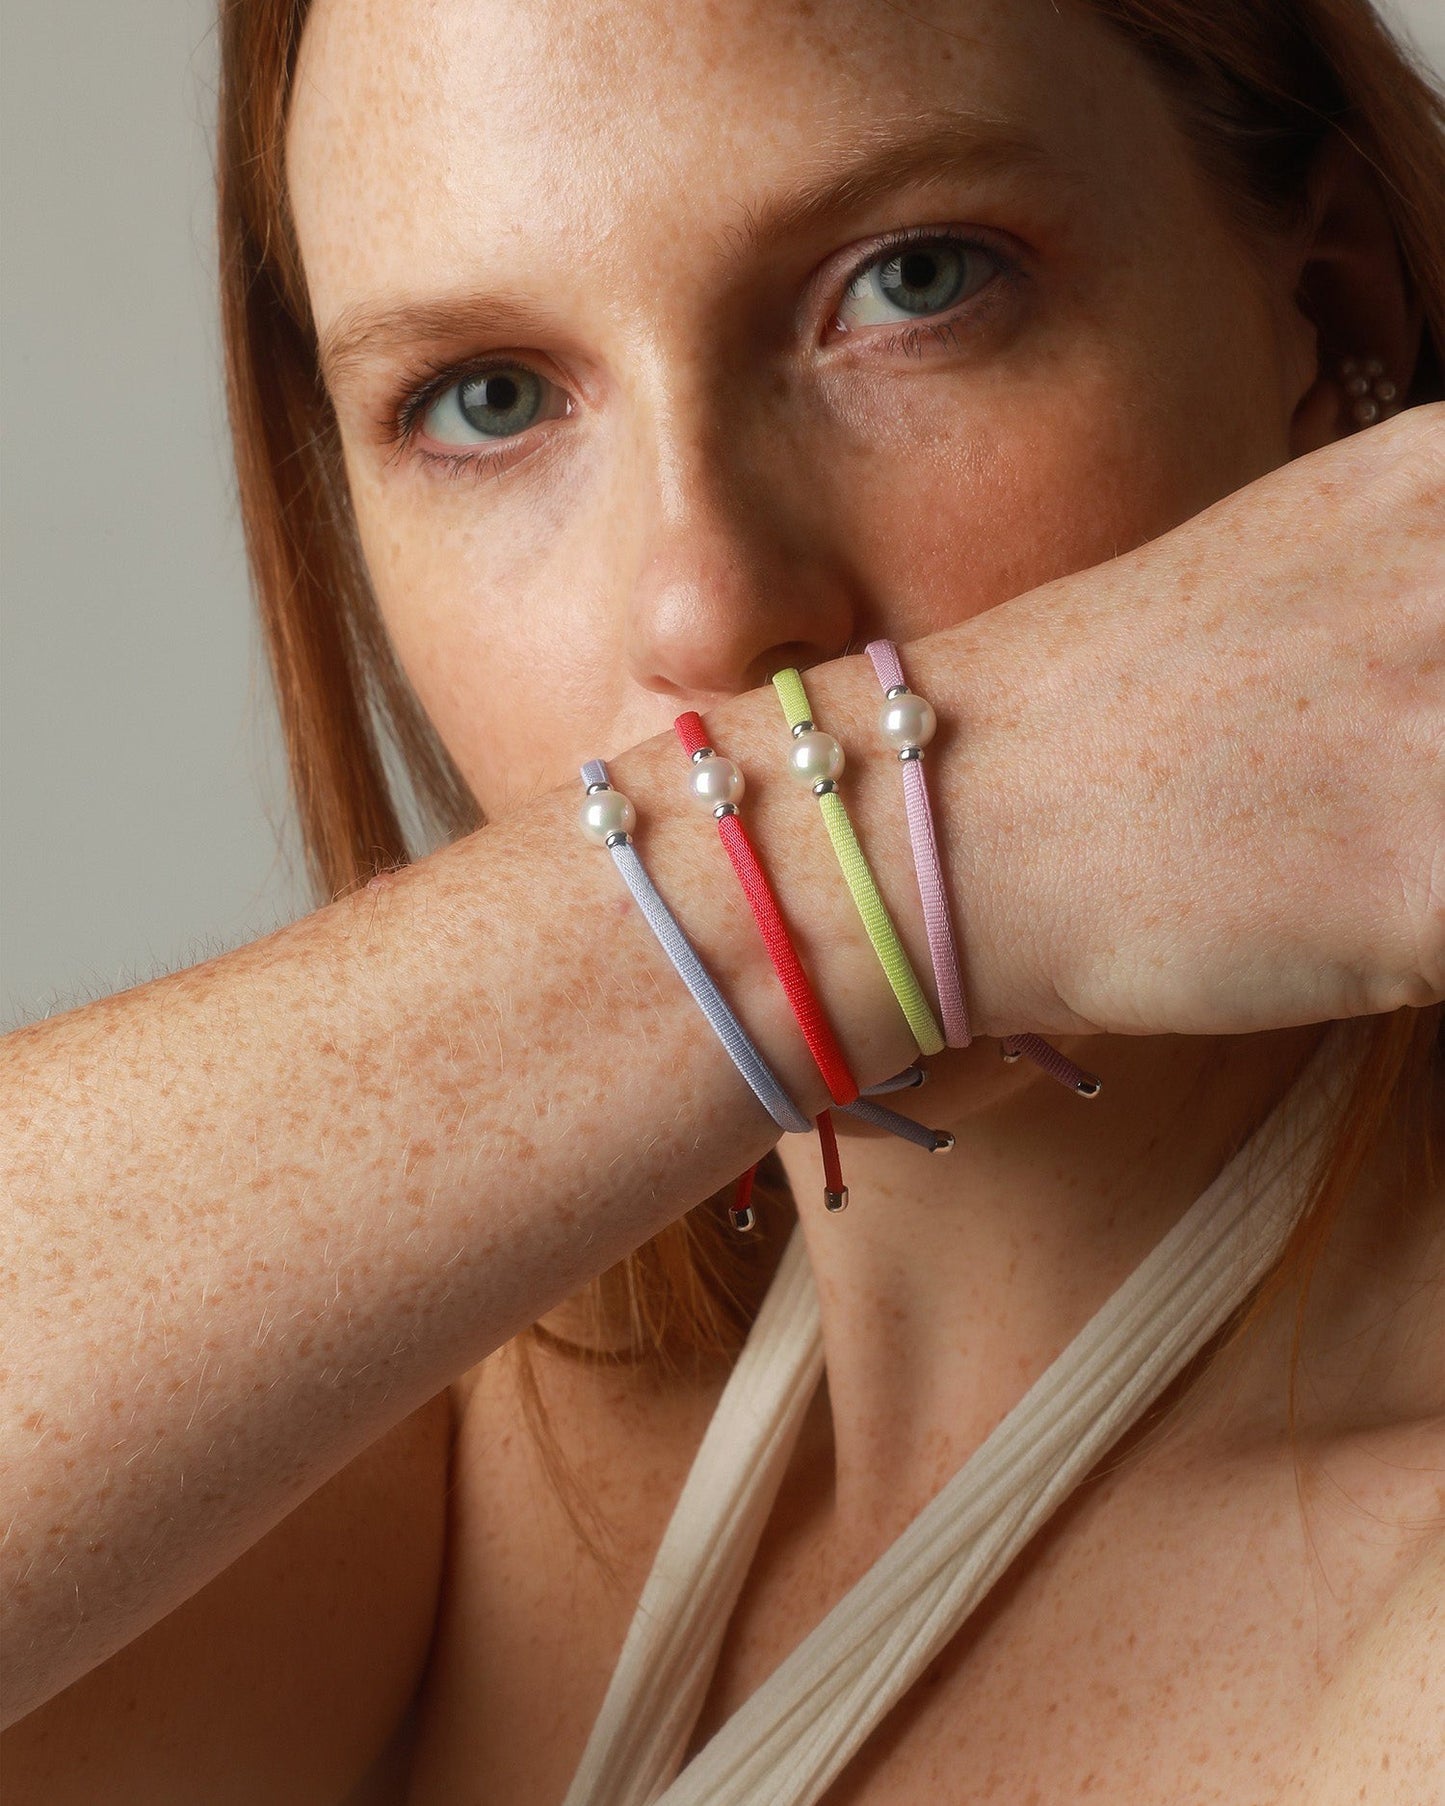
(934, 402, 1445, 1039)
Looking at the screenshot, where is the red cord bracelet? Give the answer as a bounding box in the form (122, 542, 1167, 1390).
(675, 711, 859, 1110)
(676, 709, 859, 1210)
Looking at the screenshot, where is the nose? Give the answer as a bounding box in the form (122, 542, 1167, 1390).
(622, 415, 864, 703)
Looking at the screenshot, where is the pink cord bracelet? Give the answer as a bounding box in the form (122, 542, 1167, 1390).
(864, 640, 1100, 1099)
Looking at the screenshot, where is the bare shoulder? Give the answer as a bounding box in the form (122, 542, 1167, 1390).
(405, 1332, 726, 1805)
(2, 1392, 453, 1806)
(1279, 1465, 1445, 1806)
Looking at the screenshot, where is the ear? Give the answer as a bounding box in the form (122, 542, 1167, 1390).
(1283, 128, 1424, 455)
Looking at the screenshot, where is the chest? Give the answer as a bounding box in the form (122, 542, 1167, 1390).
(405, 1367, 1438, 1806)
(682, 1447, 1379, 1806)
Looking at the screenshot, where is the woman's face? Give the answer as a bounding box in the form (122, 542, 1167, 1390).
(287, 0, 1316, 818)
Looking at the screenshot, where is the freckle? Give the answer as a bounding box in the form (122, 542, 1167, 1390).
(1295, 696, 1311, 712)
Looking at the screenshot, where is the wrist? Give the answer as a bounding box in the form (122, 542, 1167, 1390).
(607, 670, 918, 1113)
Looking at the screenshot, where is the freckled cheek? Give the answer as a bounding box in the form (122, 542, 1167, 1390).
(829, 379, 1269, 633)
(349, 486, 631, 817)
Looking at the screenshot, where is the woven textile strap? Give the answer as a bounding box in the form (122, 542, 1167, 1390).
(559, 1231, 824, 1806)
(772, 668, 944, 1058)
(560, 1028, 1348, 1806)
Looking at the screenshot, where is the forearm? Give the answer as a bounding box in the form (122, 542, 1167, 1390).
(12, 426, 1432, 1718)
(3, 650, 955, 1719)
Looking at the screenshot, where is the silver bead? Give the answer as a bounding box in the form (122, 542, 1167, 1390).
(879, 689, 937, 753)
(787, 728, 845, 787)
(899, 745, 924, 762)
(580, 786, 636, 845)
(1076, 1077, 1102, 1099)
(687, 754, 745, 810)
(824, 1186, 849, 1212)
(930, 1131, 955, 1153)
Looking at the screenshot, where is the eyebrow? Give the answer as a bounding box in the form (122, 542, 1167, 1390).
(317, 109, 1061, 391)
(319, 295, 551, 392)
(727, 108, 1063, 252)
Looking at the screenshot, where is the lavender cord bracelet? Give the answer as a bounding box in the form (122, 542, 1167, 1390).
(582, 758, 810, 1150)
(580, 761, 952, 1226)
(863, 642, 1100, 1099)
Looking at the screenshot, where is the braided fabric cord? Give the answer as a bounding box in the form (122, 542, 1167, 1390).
(582, 760, 811, 1135)
(865, 640, 972, 1047)
(865, 644, 1098, 1095)
(814, 791, 944, 1056)
(674, 712, 859, 1108)
(900, 761, 970, 1044)
(1004, 1032, 1095, 1092)
(716, 813, 859, 1107)
(771, 669, 944, 1058)
(840, 1093, 940, 1150)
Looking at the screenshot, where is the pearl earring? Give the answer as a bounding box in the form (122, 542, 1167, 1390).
(1338, 356, 1397, 429)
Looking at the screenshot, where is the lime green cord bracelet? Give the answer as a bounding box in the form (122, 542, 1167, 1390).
(772, 668, 944, 1057)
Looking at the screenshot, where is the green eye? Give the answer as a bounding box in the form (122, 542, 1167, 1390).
(422, 366, 563, 445)
(838, 240, 997, 331)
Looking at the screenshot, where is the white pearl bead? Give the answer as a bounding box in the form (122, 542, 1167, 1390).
(1375, 379, 1397, 403)
(879, 691, 936, 751)
(687, 754, 745, 809)
(1363, 357, 1384, 377)
(579, 787, 636, 844)
(787, 729, 845, 787)
(1352, 397, 1380, 426)
(1344, 373, 1369, 398)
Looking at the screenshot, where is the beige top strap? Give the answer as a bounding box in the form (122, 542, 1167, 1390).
(565, 1030, 1345, 1806)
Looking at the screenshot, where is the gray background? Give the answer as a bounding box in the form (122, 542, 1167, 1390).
(3, 1, 1444, 1030)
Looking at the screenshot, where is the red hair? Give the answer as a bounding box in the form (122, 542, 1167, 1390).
(217, 0, 1444, 1385)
